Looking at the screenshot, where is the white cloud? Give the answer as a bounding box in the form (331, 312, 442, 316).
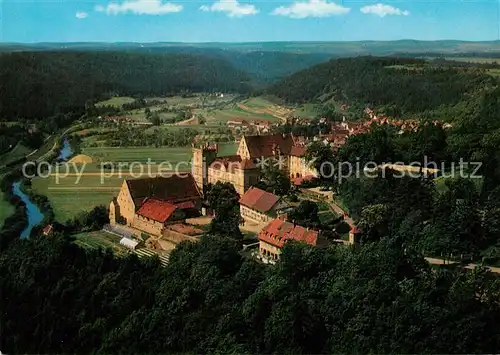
(75, 11, 89, 19)
(199, 0, 258, 17)
(271, 0, 350, 19)
(360, 3, 409, 17)
(95, 0, 183, 15)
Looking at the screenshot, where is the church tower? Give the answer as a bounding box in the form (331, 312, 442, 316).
(192, 142, 218, 194)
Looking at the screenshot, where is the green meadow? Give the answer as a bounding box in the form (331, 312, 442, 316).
(32, 146, 193, 222)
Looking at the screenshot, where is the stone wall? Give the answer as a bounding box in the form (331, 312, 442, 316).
(132, 214, 164, 236)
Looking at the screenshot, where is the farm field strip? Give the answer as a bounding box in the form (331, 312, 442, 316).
(75, 231, 169, 265)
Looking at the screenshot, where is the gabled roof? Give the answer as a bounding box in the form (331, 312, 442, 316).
(136, 198, 177, 223)
(244, 134, 294, 158)
(126, 173, 201, 205)
(258, 218, 319, 248)
(239, 187, 280, 213)
(42, 224, 53, 235)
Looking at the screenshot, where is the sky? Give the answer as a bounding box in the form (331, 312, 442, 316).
(1, 0, 499, 42)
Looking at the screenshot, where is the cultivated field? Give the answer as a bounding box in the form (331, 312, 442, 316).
(74, 230, 170, 265)
(96, 96, 135, 107)
(74, 230, 129, 255)
(294, 103, 318, 118)
(444, 57, 500, 64)
(0, 144, 32, 166)
(32, 146, 193, 222)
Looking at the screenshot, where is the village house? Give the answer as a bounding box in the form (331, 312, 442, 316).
(239, 187, 292, 224)
(42, 224, 53, 236)
(109, 173, 202, 237)
(192, 133, 318, 196)
(257, 218, 329, 262)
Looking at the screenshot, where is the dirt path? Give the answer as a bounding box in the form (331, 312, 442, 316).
(174, 117, 197, 125)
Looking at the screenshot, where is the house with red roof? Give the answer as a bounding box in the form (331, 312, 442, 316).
(109, 173, 202, 236)
(132, 198, 186, 236)
(42, 224, 53, 236)
(239, 187, 291, 224)
(257, 218, 328, 262)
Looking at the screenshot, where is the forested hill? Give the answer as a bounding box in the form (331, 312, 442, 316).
(267, 57, 496, 115)
(0, 51, 252, 120)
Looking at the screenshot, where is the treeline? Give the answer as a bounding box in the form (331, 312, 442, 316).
(0, 51, 252, 120)
(268, 56, 493, 115)
(305, 85, 500, 262)
(2, 233, 500, 354)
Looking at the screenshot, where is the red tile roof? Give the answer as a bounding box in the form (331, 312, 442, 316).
(136, 198, 177, 223)
(290, 145, 306, 157)
(350, 226, 361, 234)
(239, 187, 280, 213)
(42, 224, 53, 235)
(258, 218, 318, 248)
(293, 174, 315, 186)
(244, 134, 294, 158)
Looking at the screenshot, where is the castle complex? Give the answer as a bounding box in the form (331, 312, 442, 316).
(191, 133, 317, 195)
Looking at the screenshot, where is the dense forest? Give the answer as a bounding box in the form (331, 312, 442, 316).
(4, 51, 500, 353)
(3, 233, 500, 354)
(0, 51, 252, 120)
(268, 57, 495, 115)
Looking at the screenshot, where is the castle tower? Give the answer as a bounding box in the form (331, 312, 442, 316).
(192, 143, 218, 194)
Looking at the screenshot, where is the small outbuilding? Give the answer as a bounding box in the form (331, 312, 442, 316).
(120, 237, 139, 250)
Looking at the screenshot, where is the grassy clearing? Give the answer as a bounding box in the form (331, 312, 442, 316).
(217, 142, 238, 156)
(486, 69, 500, 77)
(0, 144, 32, 166)
(0, 190, 14, 227)
(81, 146, 192, 164)
(32, 146, 193, 222)
(444, 57, 500, 64)
(73, 231, 130, 255)
(96, 97, 135, 107)
(200, 107, 278, 123)
(294, 103, 318, 118)
(32, 176, 121, 222)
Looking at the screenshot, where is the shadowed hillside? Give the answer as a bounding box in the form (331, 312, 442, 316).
(0, 51, 252, 120)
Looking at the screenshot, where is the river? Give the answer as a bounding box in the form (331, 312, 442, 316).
(58, 137, 74, 161)
(11, 137, 73, 238)
(12, 181, 44, 239)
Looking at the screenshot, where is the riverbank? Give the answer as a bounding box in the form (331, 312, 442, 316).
(0, 129, 77, 239)
(12, 181, 44, 238)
